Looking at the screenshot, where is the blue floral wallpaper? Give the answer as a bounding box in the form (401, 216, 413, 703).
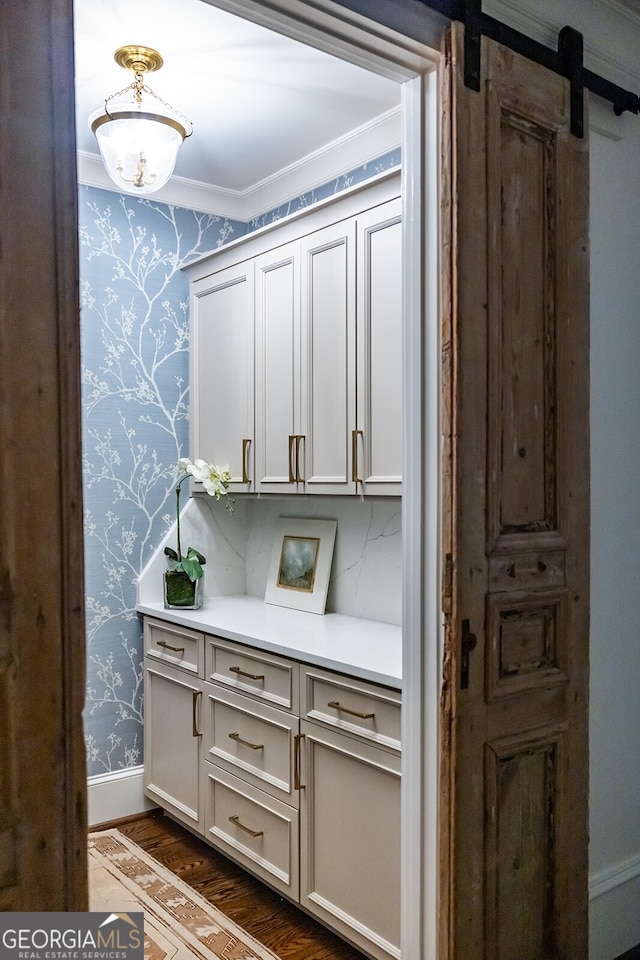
(79, 148, 400, 776)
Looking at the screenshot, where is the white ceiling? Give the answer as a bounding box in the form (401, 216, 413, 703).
(74, 0, 402, 202)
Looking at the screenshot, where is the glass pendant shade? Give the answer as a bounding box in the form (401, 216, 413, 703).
(90, 103, 188, 195)
(90, 46, 191, 196)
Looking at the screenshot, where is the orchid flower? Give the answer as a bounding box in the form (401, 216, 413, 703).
(164, 457, 234, 581)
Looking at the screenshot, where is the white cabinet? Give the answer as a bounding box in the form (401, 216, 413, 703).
(202, 635, 301, 899)
(143, 619, 205, 833)
(253, 240, 301, 493)
(300, 667, 402, 960)
(356, 198, 403, 494)
(297, 218, 357, 495)
(143, 614, 401, 960)
(186, 172, 402, 497)
(254, 219, 357, 495)
(190, 261, 254, 490)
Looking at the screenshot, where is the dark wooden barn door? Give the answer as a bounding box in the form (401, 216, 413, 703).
(441, 23, 590, 960)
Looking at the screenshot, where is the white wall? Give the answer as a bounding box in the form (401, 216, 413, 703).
(138, 495, 402, 625)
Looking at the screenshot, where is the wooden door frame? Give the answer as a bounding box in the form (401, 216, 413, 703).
(1, 0, 87, 909)
(198, 3, 443, 958)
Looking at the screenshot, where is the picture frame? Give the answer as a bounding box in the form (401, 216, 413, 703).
(264, 517, 337, 615)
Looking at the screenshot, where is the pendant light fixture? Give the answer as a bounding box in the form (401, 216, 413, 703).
(89, 45, 193, 195)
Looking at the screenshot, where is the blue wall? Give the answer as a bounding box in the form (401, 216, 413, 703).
(79, 147, 400, 775)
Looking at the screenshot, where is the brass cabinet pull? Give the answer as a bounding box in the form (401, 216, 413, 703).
(294, 733, 305, 790)
(228, 815, 263, 838)
(229, 731, 264, 751)
(288, 435, 296, 483)
(352, 429, 363, 483)
(229, 665, 265, 681)
(158, 640, 185, 654)
(192, 690, 202, 738)
(242, 438, 251, 484)
(327, 699, 375, 720)
(295, 435, 305, 482)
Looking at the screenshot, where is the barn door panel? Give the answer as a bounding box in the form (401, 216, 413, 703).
(442, 24, 589, 960)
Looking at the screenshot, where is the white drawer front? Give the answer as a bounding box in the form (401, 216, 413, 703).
(144, 618, 203, 676)
(205, 636, 298, 711)
(203, 686, 299, 805)
(302, 668, 401, 753)
(204, 766, 299, 899)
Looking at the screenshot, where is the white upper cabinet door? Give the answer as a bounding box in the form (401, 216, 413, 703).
(191, 262, 255, 490)
(355, 198, 403, 495)
(300, 219, 357, 495)
(254, 240, 301, 494)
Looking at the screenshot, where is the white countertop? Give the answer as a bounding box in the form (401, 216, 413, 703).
(137, 595, 402, 689)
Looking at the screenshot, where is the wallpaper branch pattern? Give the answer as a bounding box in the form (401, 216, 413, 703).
(80, 150, 400, 776)
(80, 188, 245, 773)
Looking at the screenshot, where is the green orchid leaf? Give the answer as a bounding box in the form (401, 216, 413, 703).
(186, 547, 206, 565)
(181, 556, 204, 581)
(164, 546, 179, 561)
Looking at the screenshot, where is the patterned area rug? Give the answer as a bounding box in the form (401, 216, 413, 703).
(88, 829, 280, 960)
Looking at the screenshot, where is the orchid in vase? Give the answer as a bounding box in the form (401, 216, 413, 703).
(163, 457, 234, 609)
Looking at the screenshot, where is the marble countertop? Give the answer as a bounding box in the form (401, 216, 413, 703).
(137, 595, 402, 690)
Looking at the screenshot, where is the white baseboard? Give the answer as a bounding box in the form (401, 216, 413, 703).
(590, 853, 640, 960)
(87, 766, 157, 828)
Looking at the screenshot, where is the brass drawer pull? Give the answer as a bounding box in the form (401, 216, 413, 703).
(242, 438, 251, 484)
(158, 640, 185, 654)
(229, 665, 265, 681)
(229, 731, 264, 751)
(192, 690, 202, 738)
(288, 435, 296, 483)
(327, 699, 375, 720)
(294, 733, 305, 790)
(228, 815, 263, 838)
(352, 429, 363, 483)
(295, 434, 305, 483)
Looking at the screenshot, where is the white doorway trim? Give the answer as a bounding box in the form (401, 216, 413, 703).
(201, 3, 442, 958)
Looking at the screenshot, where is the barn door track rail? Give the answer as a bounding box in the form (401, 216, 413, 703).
(419, 0, 640, 136)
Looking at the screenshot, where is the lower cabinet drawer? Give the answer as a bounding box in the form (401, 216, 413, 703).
(204, 765, 299, 899)
(144, 618, 202, 675)
(302, 667, 401, 753)
(203, 685, 299, 805)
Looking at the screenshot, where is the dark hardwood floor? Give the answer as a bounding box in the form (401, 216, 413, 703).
(97, 811, 640, 960)
(95, 809, 367, 960)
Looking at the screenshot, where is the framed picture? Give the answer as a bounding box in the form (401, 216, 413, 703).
(264, 517, 337, 615)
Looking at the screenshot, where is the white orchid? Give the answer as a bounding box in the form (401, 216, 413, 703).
(178, 457, 233, 501)
(165, 457, 234, 582)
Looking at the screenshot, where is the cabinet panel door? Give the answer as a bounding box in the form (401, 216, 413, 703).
(144, 662, 203, 832)
(254, 241, 301, 493)
(300, 220, 357, 495)
(299, 720, 401, 960)
(356, 199, 403, 495)
(191, 262, 254, 489)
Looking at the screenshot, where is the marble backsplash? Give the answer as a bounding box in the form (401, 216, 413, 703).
(138, 494, 402, 626)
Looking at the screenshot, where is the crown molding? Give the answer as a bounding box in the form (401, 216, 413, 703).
(597, 0, 640, 29)
(241, 106, 400, 220)
(485, 0, 640, 91)
(78, 106, 401, 221)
